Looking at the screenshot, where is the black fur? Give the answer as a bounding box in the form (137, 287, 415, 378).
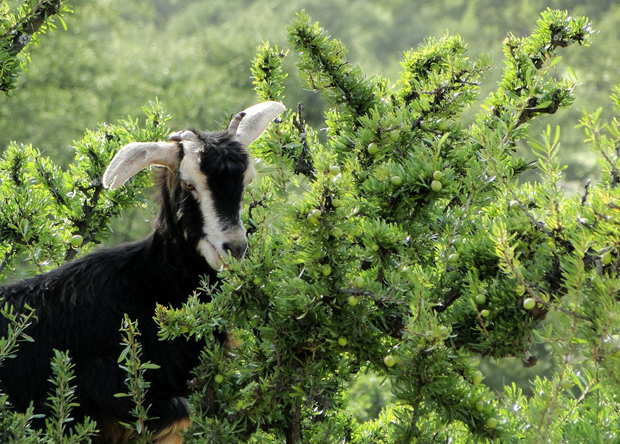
(0, 131, 249, 442)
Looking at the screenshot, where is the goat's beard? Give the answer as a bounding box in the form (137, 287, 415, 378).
(198, 238, 224, 270)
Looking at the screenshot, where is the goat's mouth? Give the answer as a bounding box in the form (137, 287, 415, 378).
(197, 239, 227, 270)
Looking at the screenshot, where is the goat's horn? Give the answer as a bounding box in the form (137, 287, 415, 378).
(227, 112, 246, 136)
(169, 130, 198, 142)
(231, 102, 285, 147)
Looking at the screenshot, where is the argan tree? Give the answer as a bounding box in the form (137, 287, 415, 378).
(3, 7, 620, 444)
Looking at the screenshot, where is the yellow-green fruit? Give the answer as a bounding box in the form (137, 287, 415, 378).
(420, 120, 431, 131)
(329, 165, 341, 176)
(214, 374, 224, 384)
(448, 253, 459, 264)
(480, 309, 490, 317)
(436, 119, 450, 131)
(485, 418, 498, 428)
(473, 370, 484, 385)
(330, 227, 343, 237)
(367, 143, 379, 155)
(338, 336, 348, 347)
(348, 296, 359, 306)
(432, 170, 443, 181)
(384, 355, 396, 367)
(389, 130, 400, 141)
(331, 198, 343, 208)
(475, 294, 486, 305)
(602, 251, 613, 265)
(431, 180, 442, 192)
(321, 264, 332, 276)
(523, 298, 536, 310)
(307, 209, 322, 225)
(390, 175, 403, 186)
(70, 235, 84, 247)
(353, 276, 365, 288)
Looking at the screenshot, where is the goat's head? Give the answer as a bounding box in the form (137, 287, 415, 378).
(102, 101, 285, 269)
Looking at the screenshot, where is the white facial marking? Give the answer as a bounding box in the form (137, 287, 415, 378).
(178, 140, 247, 269)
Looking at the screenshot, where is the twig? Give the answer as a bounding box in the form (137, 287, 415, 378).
(292, 103, 315, 179)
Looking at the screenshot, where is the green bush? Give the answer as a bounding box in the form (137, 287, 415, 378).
(3, 6, 620, 444)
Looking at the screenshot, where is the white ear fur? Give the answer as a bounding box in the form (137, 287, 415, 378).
(233, 101, 285, 148)
(103, 142, 181, 190)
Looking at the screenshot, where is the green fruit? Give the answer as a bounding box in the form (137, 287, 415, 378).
(330, 227, 343, 237)
(367, 143, 379, 155)
(321, 264, 332, 276)
(436, 119, 450, 131)
(485, 417, 498, 428)
(475, 294, 487, 305)
(448, 253, 459, 264)
(472, 370, 484, 385)
(307, 209, 322, 225)
(451, 235, 463, 247)
(431, 180, 443, 192)
(384, 355, 396, 367)
(432, 170, 443, 181)
(331, 198, 343, 208)
(480, 309, 490, 317)
(559, 379, 573, 390)
(214, 374, 224, 384)
(70, 235, 84, 247)
(475, 401, 485, 411)
(438, 325, 450, 337)
(348, 296, 359, 306)
(420, 120, 431, 131)
(353, 276, 365, 288)
(371, 244, 380, 252)
(388, 130, 400, 142)
(253, 276, 263, 286)
(602, 251, 613, 265)
(338, 336, 348, 347)
(509, 200, 520, 210)
(390, 175, 403, 186)
(523, 298, 536, 310)
(329, 165, 341, 176)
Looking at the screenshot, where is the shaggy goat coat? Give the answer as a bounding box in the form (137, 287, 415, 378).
(0, 101, 285, 443)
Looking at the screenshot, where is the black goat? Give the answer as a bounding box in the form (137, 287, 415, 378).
(0, 101, 285, 443)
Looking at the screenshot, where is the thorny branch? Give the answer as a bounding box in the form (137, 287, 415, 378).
(3, 0, 63, 56)
(292, 103, 316, 179)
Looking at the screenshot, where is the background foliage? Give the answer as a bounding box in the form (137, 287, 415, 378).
(2, 1, 620, 443)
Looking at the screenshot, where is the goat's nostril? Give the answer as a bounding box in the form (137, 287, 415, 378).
(223, 241, 247, 260)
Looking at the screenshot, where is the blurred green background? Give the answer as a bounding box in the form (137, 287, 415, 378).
(3, 0, 619, 181)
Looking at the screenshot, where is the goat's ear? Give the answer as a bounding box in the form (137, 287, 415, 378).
(103, 142, 181, 190)
(230, 101, 285, 148)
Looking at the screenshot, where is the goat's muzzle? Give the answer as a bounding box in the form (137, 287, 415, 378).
(223, 239, 248, 261)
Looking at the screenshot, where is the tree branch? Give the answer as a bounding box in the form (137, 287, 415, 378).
(6, 1, 63, 57)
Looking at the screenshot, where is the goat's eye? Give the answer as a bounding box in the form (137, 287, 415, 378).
(182, 180, 196, 191)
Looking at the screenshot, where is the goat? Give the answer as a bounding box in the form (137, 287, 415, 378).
(0, 101, 285, 443)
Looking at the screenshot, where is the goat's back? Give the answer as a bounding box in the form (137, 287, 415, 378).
(0, 234, 216, 440)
